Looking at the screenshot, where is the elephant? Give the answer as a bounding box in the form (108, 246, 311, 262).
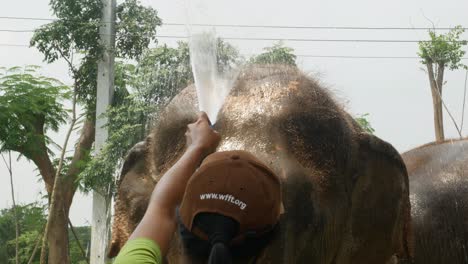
(402, 138, 468, 264)
(108, 65, 412, 263)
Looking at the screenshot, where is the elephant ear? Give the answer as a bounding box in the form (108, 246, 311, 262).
(343, 133, 412, 263)
(108, 139, 155, 258)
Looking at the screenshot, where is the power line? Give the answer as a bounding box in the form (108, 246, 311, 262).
(0, 43, 29, 47)
(0, 16, 106, 24)
(164, 23, 468, 31)
(0, 29, 34, 33)
(277, 55, 467, 59)
(0, 16, 57, 22)
(155, 35, 467, 43)
(297, 55, 421, 59)
(0, 43, 466, 60)
(0, 16, 466, 30)
(1, 30, 466, 43)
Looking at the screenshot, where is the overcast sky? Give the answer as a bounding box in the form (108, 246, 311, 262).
(1, 0, 467, 226)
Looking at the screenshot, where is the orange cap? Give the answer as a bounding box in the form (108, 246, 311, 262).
(179, 150, 282, 242)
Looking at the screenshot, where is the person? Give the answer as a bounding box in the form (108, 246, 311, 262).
(113, 112, 282, 264)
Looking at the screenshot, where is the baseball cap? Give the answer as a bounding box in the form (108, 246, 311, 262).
(179, 150, 282, 243)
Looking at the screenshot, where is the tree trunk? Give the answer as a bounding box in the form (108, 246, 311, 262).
(426, 63, 445, 142)
(39, 118, 95, 264)
(32, 151, 55, 194)
(45, 118, 95, 264)
(436, 63, 445, 139)
(47, 189, 71, 263)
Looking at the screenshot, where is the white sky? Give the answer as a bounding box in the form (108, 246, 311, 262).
(0, 0, 467, 226)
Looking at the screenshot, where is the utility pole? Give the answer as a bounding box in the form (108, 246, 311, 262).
(90, 0, 116, 263)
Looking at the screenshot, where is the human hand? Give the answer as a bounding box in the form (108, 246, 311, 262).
(185, 112, 221, 156)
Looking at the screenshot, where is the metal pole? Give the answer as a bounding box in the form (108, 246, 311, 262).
(90, 0, 115, 263)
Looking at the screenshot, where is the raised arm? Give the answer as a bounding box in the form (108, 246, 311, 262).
(128, 112, 220, 255)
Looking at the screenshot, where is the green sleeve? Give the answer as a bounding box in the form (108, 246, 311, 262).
(113, 238, 162, 264)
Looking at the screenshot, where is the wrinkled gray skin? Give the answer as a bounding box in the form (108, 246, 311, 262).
(109, 65, 412, 263)
(402, 138, 468, 264)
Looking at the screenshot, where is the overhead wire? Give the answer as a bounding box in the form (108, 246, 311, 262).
(0, 15, 467, 30)
(0, 30, 467, 43)
(1, 15, 467, 43)
(0, 43, 466, 60)
(154, 35, 467, 43)
(1, 16, 467, 59)
(0, 43, 29, 47)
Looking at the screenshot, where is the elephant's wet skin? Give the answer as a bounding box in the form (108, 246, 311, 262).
(109, 65, 412, 264)
(402, 138, 468, 264)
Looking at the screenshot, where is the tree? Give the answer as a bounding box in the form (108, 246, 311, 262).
(0, 203, 46, 264)
(355, 113, 375, 134)
(0, 66, 70, 178)
(30, 0, 161, 112)
(0, 66, 71, 263)
(0, 203, 91, 264)
(250, 42, 297, 66)
(418, 26, 467, 142)
(26, 0, 160, 262)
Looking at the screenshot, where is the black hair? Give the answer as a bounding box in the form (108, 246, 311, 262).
(194, 213, 238, 264)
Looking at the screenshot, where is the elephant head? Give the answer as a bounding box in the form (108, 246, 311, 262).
(109, 65, 412, 263)
(402, 138, 468, 264)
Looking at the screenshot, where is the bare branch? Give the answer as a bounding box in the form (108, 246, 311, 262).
(27, 227, 44, 264)
(1, 153, 9, 171)
(70, 43, 75, 66)
(3, 151, 20, 264)
(433, 81, 463, 138)
(68, 217, 90, 264)
(461, 70, 468, 133)
(39, 84, 78, 264)
(420, 11, 436, 31)
(54, 42, 76, 74)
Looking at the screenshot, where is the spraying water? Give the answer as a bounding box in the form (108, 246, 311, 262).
(189, 32, 237, 123)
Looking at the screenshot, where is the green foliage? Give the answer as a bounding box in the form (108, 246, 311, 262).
(0, 203, 46, 263)
(30, 0, 161, 112)
(0, 204, 46, 238)
(355, 113, 375, 134)
(79, 40, 241, 193)
(135, 42, 191, 105)
(68, 226, 91, 264)
(52, 156, 73, 174)
(116, 0, 161, 59)
(78, 95, 151, 193)
(250, 42, 297, 66)
(0, 66, 70, 158)
(215, 39, 244, 73)
(0, 203, 91, 263)
(113, 62, 134, 105)
(78, 43, 189, 193)
(8, 230, 42, 264)
(134, 39, 241, 105)
(418, 26, 467, 70)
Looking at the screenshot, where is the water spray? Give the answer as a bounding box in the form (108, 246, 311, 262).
(189, 32, 236, 126)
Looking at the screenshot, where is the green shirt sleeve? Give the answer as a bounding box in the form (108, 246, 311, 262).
(113, 238, 162, 264)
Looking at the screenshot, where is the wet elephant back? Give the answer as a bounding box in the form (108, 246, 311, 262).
(402, 139, 468, 264)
